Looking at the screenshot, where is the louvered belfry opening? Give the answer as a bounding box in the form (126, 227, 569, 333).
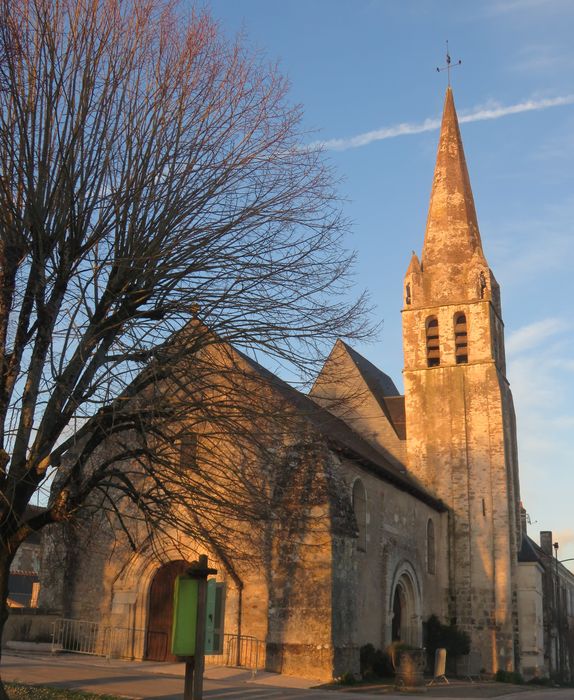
(426, 317, 440, 367)
(454, 312, 468, 364)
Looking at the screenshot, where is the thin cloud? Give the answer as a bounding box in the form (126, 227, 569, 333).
(484, 0, 572, 17)
(312, 94, 574, 152)
(554, 528, 574, 551)
(506, 317, 564, 356)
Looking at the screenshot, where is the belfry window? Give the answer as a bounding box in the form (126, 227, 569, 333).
(426, 317, 440, 367)
(352, 478, 367, 552)
(454, 313, 468, 364)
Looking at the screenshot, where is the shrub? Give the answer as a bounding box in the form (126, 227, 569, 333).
(335, 672, 357, 685)
(495, 669, 524, 684)
(527, 676, 551, 686)
(359, 643, 394, 679)
(424, 614, 470, 664)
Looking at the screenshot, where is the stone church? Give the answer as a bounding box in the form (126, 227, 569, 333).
(39, 88, 572, 681)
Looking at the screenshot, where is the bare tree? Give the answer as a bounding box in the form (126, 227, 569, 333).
(0, 0, 370, 685)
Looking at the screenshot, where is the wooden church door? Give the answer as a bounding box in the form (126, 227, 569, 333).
(145, 560, 190, 662)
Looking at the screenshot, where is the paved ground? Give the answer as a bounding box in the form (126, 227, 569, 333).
(2, 653, 574, 700)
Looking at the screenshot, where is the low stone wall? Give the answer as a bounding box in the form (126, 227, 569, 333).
(2, 610, 60, 646)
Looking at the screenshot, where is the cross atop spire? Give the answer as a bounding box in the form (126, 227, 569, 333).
(436, 41, 461, 87)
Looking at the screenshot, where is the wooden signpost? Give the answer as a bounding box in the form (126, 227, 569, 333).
(171, 554, 217, 700)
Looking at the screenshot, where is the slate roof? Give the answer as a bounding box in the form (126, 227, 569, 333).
(519, 535, 574, 582)
(338, 341, 407, 440)
(518, 535, 541, 564)
(382, 396, 407, 441)
(339, 341, 399, 396)
(235, 348, 446, 512)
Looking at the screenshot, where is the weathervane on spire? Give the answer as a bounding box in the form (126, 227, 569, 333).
(436, 40, 461, 86)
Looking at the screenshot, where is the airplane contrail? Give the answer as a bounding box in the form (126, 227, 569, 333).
(310, 94, 574, 152)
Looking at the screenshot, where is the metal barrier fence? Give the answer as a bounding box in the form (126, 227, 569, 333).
(205, 633, 264, 674)
(51, 618, 148, 660)
(51, 618, 264, 673)
(52, 618, 102, 656)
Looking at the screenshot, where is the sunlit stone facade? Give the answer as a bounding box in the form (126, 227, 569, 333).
(38, 89, 574, 682)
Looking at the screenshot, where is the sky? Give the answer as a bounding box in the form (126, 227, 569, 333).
(208, 0, 574, 567)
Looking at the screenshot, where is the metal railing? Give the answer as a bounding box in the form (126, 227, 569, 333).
(205, 633, 264, 674)
(51, 618, 147, 660)
(52, 618, 102, 656)
(51, 618, 264, 673)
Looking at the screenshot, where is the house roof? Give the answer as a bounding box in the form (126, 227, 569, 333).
(520, 535, 574, 581)
(518, 535, 541, 564)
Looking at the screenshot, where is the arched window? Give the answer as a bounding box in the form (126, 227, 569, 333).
(426, 316, 440, 367)
(454, 313, 468, 364)
(352, 478, 367, 552)
(427, 519, 436, 574)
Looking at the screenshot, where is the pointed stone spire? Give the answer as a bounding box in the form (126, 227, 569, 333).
(405, 251, 421, 276)
(403, 251, 421, 307)
(421, 88, 487, 295)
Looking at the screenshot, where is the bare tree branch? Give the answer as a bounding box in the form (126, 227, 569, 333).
(0, 1, 374, 691)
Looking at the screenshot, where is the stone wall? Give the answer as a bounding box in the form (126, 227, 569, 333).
(2, 611, 59, 646)
(403, 291, 521, 673)
(337, 455, 448, 653)
(38, 433, 349, 681)
(516, 561, 545, 678)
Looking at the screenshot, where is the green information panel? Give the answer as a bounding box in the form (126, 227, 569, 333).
(205, 579, 216, 654)
(171, 576, 199, 656)
(205, 580, 225, 654)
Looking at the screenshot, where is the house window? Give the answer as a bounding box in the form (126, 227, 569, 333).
(352, 478, 367, 552)
(454, 313, 468, 364)
(427, 519, 436, 574)
(179, 432, 197, 469)
(426, 317, 440, 367)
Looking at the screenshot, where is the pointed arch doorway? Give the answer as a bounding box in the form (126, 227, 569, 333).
(145, 560, 190, 661)
(390, 569, 421, 646)
(392, 583, 406, 641)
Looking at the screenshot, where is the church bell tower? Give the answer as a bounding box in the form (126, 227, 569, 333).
(402, 88, 522, 673)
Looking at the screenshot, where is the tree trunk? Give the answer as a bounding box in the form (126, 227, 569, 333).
(0, 547, 14, 700)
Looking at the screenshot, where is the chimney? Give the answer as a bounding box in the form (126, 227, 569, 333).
(540, 531, 553, 556)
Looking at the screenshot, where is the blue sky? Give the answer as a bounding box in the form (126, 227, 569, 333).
(209, 0, 574, 566)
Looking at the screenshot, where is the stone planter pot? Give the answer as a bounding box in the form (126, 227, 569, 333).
(395, 648, 427, 691)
